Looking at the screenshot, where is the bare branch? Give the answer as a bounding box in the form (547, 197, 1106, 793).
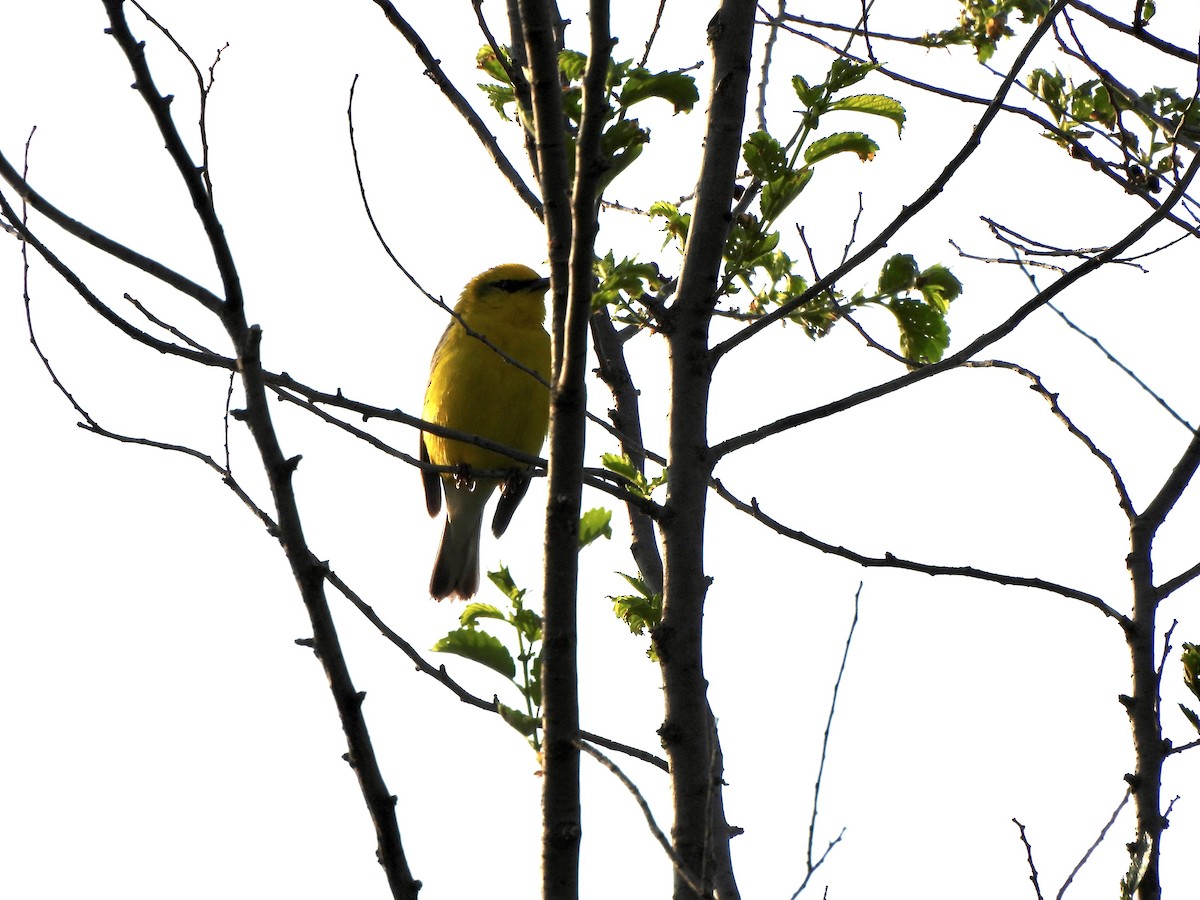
(789, 585, 857, 898)
(368, 0, 543, 216)
(578, 740, 710, 897)
(1013, 818, 1047, 900)
(1056, 790, 1130, 898)
(962, 359, 1135, 519)
(0, 150, 225, 313)
(1066, 1, 1199, 64)
(709, 476, 1130, 626)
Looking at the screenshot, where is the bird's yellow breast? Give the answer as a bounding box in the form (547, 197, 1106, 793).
(422, 274, 551, 475)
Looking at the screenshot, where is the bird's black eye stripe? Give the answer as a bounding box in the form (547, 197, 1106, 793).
(492, 278, 547, 293)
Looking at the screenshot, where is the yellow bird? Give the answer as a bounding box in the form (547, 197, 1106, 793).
(421, 264, 552, 600)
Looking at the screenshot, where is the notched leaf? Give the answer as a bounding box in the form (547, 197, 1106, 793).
(432, 628, 517, 680)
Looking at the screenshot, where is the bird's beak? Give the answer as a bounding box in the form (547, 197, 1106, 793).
(533, 277, 551, 292)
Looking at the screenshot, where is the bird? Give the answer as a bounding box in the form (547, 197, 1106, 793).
(420, 263, 552, 600)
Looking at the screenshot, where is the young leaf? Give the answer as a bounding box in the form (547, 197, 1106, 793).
(611, 571, 663, 637)
(649, 201, 691, 248)
(432, 628, 517, 680)
(917, 264, 963, 313)
(1183, 642, 1200, 700)
(512, 607, 543, 643)
(620, 69, 699, 114)
(497, 702, 540, 737)
(791, 73, 822, 108)
(827, 93, 907, 134)
(743, 131, 787, 180)
(460, 602, 507, 627)
(878, 253, 919, 295)
(611, 593, 663, 636)
(761, 167, 814, 222)
(827, 58, 878, 91)
(559, 49, 588, 82)
(487, 565, 525, 603)
(478, 84, 516, 120)
(804, 131, 879, 165)
(476, 46, 512, 84)
(888, 298, 950, 363)
(579, 507, 613, 548)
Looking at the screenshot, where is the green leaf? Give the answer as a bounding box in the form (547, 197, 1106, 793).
(601, 452, 666, 499)
(1183, 642, 1200, 699)
(602, 452, 640, 482)
(527, 657, 543, 708)
(460, 603, 506, 627)
(804, 131, 879, 164)
(497, 702, 540, 737)
(743, 131, 787, 180)
(512, 607, 543, 643)
(888, 298, 950, 363)
(649, 200, 691, 248)
(828, 58, 878, 91)
(591, 253, 664, 313)
(475, 46, 511, 84)
(579, 507, 613, 548)
(487, 565, 525, 603)
(559, 49, 588, 82)
(620, 69, 699, 114)
(600, 118, 649, 187)
(917, 264, 963, 313)
(791, 74, 822, 108)
(1181, 704, 1200, 735)
(827, 93, 906, 134)
(761, 167, 813, 222)
(432, 628, 516, 680)
(478, 83, 516, 120)
(878, 253, 919, 294)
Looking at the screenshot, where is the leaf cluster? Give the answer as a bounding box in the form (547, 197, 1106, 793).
(591, 252, 665, 326)
(925, 0, 1052, 63)
(602, 452, 667, 501)
(1181, 642, 1200, 735)
(1029, 67, 1197, 191)
(609, 572, 662, 661)
(431, 566, 545, 748)
(477, 45, 698, 191)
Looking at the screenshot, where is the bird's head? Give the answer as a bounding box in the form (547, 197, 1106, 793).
(461, 263, 551, 324)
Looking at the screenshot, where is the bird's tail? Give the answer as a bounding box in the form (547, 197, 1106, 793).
(429, 482, 491, 600)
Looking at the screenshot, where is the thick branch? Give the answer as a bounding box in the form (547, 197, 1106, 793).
(100, 4, 417, 896)
(656, 4, 756, 900)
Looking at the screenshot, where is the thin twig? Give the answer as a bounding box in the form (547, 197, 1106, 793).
(962, 360, 1135, 519)
(755, 0, 786, 132)
(640, 0, 670, 68)
(1056, 790, 1130, 898)
(1013, 818, 1046, 900)
(1048, 302, 1194, 432)
(577, 740, 709, 896)
(369, 0, 542, 216)
(789, 585, 858, 899)
(709, 476, 1130, 626)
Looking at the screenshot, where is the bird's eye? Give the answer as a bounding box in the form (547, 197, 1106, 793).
(492, 278, 544, 293)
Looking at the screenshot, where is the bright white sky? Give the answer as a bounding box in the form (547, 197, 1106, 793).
(2, 2, 1198, 899)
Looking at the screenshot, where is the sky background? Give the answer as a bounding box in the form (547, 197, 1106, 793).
(2, 2, 1198, 898)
